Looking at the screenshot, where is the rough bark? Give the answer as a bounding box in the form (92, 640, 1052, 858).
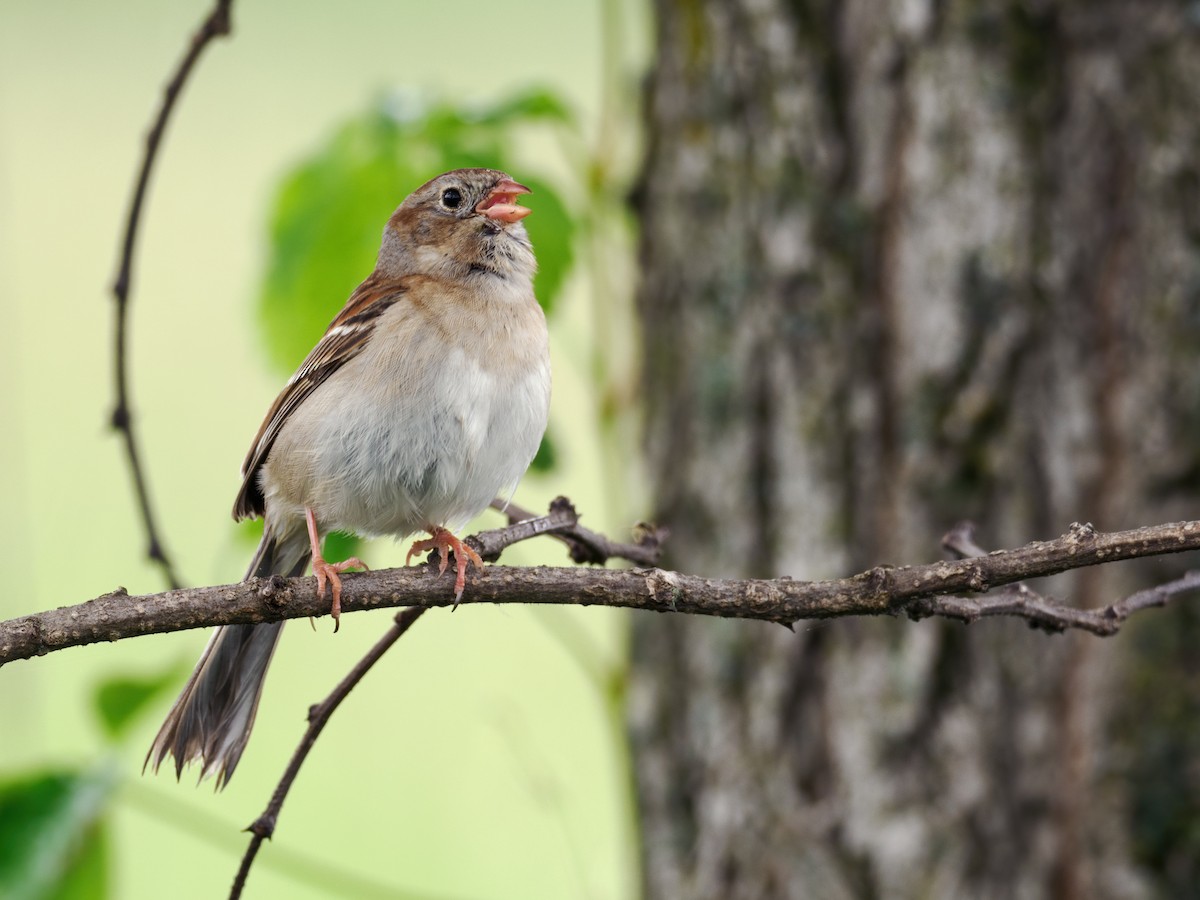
(631, 2, 1200, 898)
(9, 520, 1199, 665)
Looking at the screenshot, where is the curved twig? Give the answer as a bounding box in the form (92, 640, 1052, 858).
(228, 498, 642, 896)
(489, 496, 665, 566)
(229, 607, 427, 900)
(110, 0, 235, 589)
(917, 520, 1200, 632)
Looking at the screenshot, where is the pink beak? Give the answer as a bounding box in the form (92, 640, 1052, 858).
(476, 177, 532, 224)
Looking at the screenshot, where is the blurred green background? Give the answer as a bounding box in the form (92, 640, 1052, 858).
(0, 0, 647, 897)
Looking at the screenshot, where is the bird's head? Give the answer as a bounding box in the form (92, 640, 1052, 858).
(377, 168, 536, 282)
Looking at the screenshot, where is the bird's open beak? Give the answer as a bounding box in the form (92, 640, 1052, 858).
(476, 178, 532, 224)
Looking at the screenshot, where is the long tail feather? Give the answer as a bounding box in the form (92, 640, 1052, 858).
(145, 530, 308, 788)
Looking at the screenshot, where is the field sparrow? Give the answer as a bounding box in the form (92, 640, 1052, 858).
(147, 169, 551, 786)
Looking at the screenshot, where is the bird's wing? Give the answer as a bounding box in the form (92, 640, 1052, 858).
(232, 275, 407, 520)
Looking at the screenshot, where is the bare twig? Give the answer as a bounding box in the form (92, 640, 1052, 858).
(1111, 569, 1200, 619)
(7, 518, 1200, 665)
(903, 571, 1200, 632)
(110, 0, 235, 589)
(229, 502, 652, 896)
(941, 520, 991, 559)
(472, 497, 584, 561)
(919, 520, 1068, 628)
(915, 520, 1200, 632)
(490, 496, 665, 566)
(229, 607, 426, 899)
(228, 505, 622, 895)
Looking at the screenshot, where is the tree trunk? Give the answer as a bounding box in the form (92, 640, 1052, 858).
(630, 2, 1200, 898)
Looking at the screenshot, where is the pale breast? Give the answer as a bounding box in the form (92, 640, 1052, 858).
(260, 274, 550, 540)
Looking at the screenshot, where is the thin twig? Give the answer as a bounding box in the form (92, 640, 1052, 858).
(471, 497, 583, 561)
(1111, 569, 1200, 619)
(919, 520, 1200, 632)
(924, 520, 1065, 627)
(941, 520, 990, 559)
(8, 517, 1200, 665)
(110, 0, 234, 589)
(491, 496, 665, 565)
(230, 607, 427, 899)
(228, 500, 611, 896)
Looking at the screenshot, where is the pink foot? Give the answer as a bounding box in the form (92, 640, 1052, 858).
(312, 555, 368, 632)
(304, 506, 367, 632)
(406, 526, 483, 606)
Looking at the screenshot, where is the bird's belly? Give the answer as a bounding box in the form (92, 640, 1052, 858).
(286, 349, 549, 538)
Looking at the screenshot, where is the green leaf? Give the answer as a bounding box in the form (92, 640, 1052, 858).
(521, 177, 575, 315)
(0, 767, 116, 900)
(322, 531, 361, 566)
(258, 90, 579, 375)
(93, 665, 183, 741)
(46, 826, 106, 900)
(530, 430, 558, 474)
(236, 516, 265, 550)
(476, 88, 574, 126)
(237, 519, 360, 569)
(260, 113, 421, 372)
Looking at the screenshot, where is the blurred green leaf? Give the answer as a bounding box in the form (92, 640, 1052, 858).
(530, 430, 558, 474)
(93, 665, 183, 741)
(261, 112, 419, 371)
(236, 516, 265, 550)
(46, 827, 106, 900)
(237, 519, 360, 568)
(0, 767, 115, 900)
(259, 90, 578, 374)
(521, 177, 574, 316)
(322, 531, 361, 566)
(477, 88, 574, 126)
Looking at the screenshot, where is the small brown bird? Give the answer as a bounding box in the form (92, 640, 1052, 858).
(147, 169, 551, 786)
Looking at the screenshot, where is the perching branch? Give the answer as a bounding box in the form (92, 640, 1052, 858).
(110, 0, 235, 589)
(229, 499, 660, 897)
(6, 515, 1200, 667)
(226, 500, 620, 896)
(229, 498, 641, 896)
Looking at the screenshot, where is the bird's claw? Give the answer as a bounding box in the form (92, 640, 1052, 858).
(312, 556, 368, 632)
(406, 527, 483, 607)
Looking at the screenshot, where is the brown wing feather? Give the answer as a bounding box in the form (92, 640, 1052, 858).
(232, 274, 406, 520)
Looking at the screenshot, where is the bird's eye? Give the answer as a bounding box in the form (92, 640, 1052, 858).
(441, 188, 463, 209)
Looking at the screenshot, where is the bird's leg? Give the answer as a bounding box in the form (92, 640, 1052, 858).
(305, 507, 368, 632)
(406, 525, 484, 605)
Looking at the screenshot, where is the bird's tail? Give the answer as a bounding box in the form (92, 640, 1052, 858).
(145, 530, 309, 788)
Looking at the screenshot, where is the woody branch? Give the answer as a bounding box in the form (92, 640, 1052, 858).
(3, 510, 1200, 666)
